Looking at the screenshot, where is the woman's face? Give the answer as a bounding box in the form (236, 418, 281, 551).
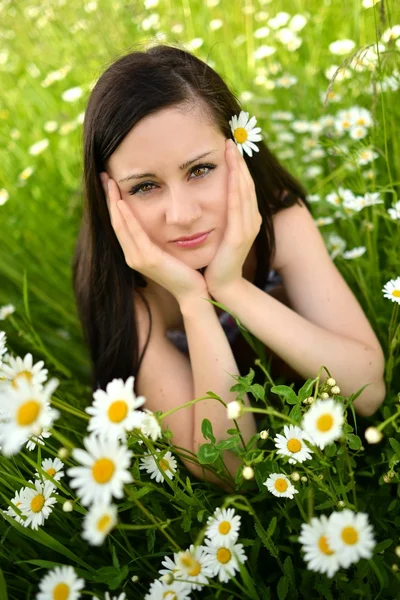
(106, 104, 229, 272)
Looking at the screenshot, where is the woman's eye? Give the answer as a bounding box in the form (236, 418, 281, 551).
(128, 163, 216, 196)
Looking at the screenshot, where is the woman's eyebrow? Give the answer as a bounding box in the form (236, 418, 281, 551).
(118, 150, 218, 183)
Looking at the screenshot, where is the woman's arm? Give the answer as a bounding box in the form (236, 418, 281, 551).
(179, 292, 258, 482)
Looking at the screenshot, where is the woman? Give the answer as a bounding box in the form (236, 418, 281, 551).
(73, 44, 386, 488)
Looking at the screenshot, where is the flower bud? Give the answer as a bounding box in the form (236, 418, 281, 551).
(331, 386, 341, 395)
(301, 476, 308, 482)
(160, 573, 174, 585)
(62, 500, 74, 512)
(320, 392, 329, 400)
(326, 378, 336, 387)
(317, 474, 324, 480)
(259, 429, 269, 440)
(383, 474, 391, 484)
(337, 500, 345, 508)
(242, 466, 254, 480)
(227, 400, 243, 420)
(58, 447, 69, 460)
(131, 575, 139, 583)
(291, 472, 300, 481)
(364, 426, 383, 444)
(392, 564, 399, 572)
(395, 546, 400, 558)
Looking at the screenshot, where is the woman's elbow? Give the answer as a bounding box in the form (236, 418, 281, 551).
(353, 378, 387, 418)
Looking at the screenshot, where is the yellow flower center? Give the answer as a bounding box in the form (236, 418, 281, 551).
(107, 400, 128, 423)
(159, 459, 170, 471)
(92, 458, 115, 483)
(53, 582, 70, 600)
(217, 547, 232, 564)
(180, 552, 201, 577)
(234, 127, 248, 144)
(393, 289, 400, 298)
(162, 593, 177, 599)
(47, 468, 56, 477)
(316, 414, 333, 432)
(274, 478, 288, 493)
(97, 514, 112, 532)
(218, 520, 231, 535)
(287, 438, 302, 453)
(341, 526, 358, 545)
(318, 535, 334, 555)
(12, 371, 33, 389)
(357, 118, 366, 126)
(31, 494, 45, 513)
(16, 400, 41, 426)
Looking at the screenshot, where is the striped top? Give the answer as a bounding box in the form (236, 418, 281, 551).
(166, 269, 283, 353)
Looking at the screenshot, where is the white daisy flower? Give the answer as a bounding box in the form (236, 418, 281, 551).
(0, 377, 59, 456)
(298, 514, 341, 578)
(0, 331, 7, 365)
(19, 479, 57, 530)
(263, 473, 299, 499)
(86, 376, 146, 441)
(145, 579, 191, 600)
(387, 200, 400, 220)
(205, 507, 241, 546)
(0, 352, 48, 389)
(356, 148, 378, 166)
(229, 111, 262, 157)
(28, 138, 49, 156)
(36, 565, 85, 600)
(61, 86, 83, 102)
(253, 45, 276, 60)
(326, 509, 376, 567)
(329, 39, 356, 55)
(5, 487, 26, 524)
(301, 398, 344, 450)
(350, 126, 368, 140)
(382, 276, 400, 304)
(0, 304, 15, 320)
(139, 449, 177, 483)
(81, 502, 118, 546)
(362, 0, 381, 7)
(139, 408, 162, 441)
(67, 434, 133, 506)
(273, 425, 314, 464)
(18, 166, 35, 181)
(35, 457, 65, 482)
(26, 429, 52, 451)
(0, 188, 9, 206)
(202, 537, 247, 583)
(342, 246, 367, 259)
(159, 544, 214, 591)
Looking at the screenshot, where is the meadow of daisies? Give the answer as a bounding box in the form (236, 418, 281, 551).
(1, 0, 400, 598)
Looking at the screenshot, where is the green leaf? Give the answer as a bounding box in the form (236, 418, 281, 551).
(197, 443, 219, 464)
(315, 500, 336, 510)
(254, 521, 279, 559)
(271, 385, 298, 405)
(197, 509, 206, 523)
(249, 383, 265, 401)
(0, 568, 8, 600)
(314, 582, 334, 600)
(324, 443, 337, 457)
(347, 434, 362, 450)
(86, 565, 129, 590)
(389, 438, 400, 460)
(277, 575, 289, 600)
(289, 404, 301, 422)
(374, 538, 393, 553)
(201, 419, 216, 444)
(0, 510, 94, 571)
(282, 556, 297, 596)
(297, 378, 317, 402)
(215, 436, 240, 451)
(266, 516, 277, 538)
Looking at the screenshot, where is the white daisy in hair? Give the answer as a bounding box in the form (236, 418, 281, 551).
(382, 276, 400, 305)
(35, 457, 65, 483)
(36, 565, 85, 600)
(0, 352, 48, 389)
(263, 473, 298, 499)
(202, 537, 248, 583)
(86, 375, 146, 441)
(0, 377, 59, 456)
(229, 110, 263, 157)
(273, 424, 314, 464)
(326, 509, 376, 568)
(19, 479, 57, 530)
(145, 579, 191, 600)
(139, 449, 177, 483)
(298, 514, 341, 578)
(205, 507, 241, 546)
(67, 434, 133, 506)
(5, 487, 26, 524)
(81, 502, 118, 546)
(301, 398, 344, 450)
(159, 544, 214, 591)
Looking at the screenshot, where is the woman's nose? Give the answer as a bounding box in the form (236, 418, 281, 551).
(165, 187, 202, 225)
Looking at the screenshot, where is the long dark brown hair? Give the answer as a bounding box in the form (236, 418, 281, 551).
(72, 43, 309, 393)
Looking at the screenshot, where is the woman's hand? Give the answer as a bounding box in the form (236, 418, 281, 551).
(100, 173, 208, 304)
(203, 139, 263, 297)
